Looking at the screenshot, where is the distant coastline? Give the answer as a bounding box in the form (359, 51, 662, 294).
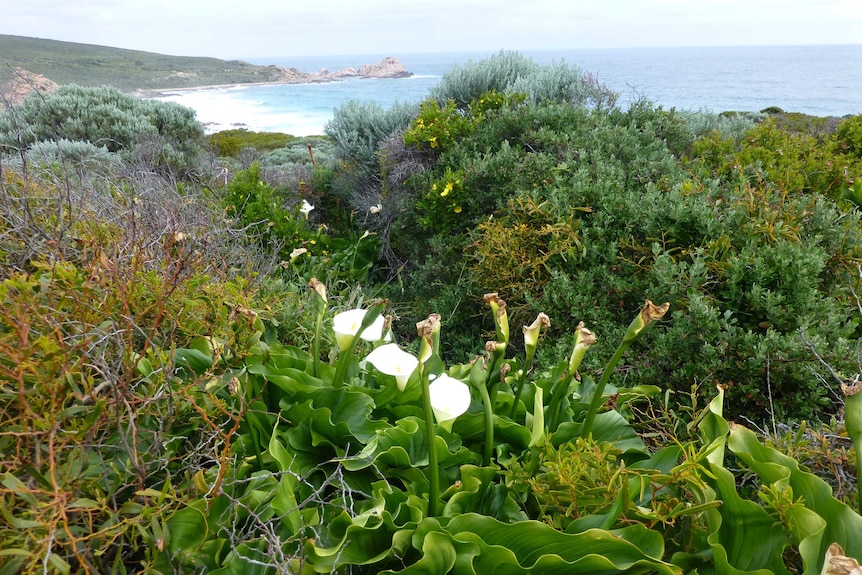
(0, 34, 413, 104)
(151, 46, 861, 137)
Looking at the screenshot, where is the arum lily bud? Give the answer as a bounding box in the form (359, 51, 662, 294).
(429, 374, 471, 431)
(523, 312, 550, 349)
(416, 313, 441, 363)
(821, 543, 862, 575)
(484, 293, 510, 344)
(366, 343, 419, 391)
(568, 321, 597, 376)
(623, 299, 670, 344)
(309, 277, 327, 303)
(842, 379, 862, 453)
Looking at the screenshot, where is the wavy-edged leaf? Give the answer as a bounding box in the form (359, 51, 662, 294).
(444, 513, 679, 574)
(551, 409, 648, 455)
(344, 416, 429, 471)
(443, 464, 527, 522)
(704, 463, 792, 575)
(282, 387, 384, 450)
(728, 422, 862, 574)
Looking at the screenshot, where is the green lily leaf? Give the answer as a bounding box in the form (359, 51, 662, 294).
(445, 514, 680, 574)
(443, 464, 527, 522)
(282, 387, 384, 450)
(344, 416, 430, 471)
(728, 423, 862, 574)
(168, 505, 208, 555)
(704, 463, 793, 575)
(266, 424, 303, 534)
(454, 411, 531, 452)
(173, 346, 213, 376)
(551, 409, 648, 455)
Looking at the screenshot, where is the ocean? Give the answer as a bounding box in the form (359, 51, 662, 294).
(153, 45, 862, 136)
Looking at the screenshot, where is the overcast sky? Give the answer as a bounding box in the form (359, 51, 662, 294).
(3, 0, 860, 59)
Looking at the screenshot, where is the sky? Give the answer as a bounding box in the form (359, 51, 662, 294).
(2, 0, 860, 60)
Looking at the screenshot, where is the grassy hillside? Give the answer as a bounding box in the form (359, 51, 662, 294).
(0, 34, 290, 91)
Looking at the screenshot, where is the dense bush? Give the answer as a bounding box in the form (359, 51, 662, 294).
(372, 85, 862, 421)
(0, 84, 205, 176)
(206, 128, 297, 158)
(429, 50, 617, 110)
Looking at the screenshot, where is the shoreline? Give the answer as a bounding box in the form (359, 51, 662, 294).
(134, 80, 318, 98)
(136, 56, 415, 99)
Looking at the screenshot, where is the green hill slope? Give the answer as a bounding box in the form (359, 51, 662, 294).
(0, 34, 291, 92)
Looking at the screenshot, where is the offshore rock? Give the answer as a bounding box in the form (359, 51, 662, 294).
(357, 57, 412, 79)
(299, 57, 412, 82)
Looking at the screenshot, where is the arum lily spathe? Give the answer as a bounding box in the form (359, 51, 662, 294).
(300, 199, 314, 218)
(366, 343, 419, 391)
(333, 309, 390, 351)
(523, 312, 550, 350)
(483, 293, 510, 344)
(568, 321, 597, 376)
(429, 374, 471, 430)
(416, 313, 441, 362)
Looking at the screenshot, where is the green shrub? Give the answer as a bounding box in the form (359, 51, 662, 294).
(325, 99, 419, 181)
(0, 84, 205, 176)
(688, 118, 855, 199)
(207, 128, 297, 158)
(838, 114, 862, 158)
(222, 162, 312, 258)
(430, 51, 617, 111)
(385, 93, 862, 421)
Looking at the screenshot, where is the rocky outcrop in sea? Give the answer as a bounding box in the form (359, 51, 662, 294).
(277, 56, 413, 83)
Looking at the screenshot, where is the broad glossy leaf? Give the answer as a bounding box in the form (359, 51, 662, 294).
(728, 423, 862, 573)
(344, 416, 429, 471)
(282, 387, 383, 448)
(444, 514, 679, 574)
(306, 508, 404, 571)
(552, 409, 648, 455)
(168, 505, 208, 554)
(443, 464, 526, 522)
(704, 463, 792, 575)
(173, 347, 212, 376)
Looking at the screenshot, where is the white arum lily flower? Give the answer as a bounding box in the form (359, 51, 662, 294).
(365, 343, 419, 391)
(300, 199, 314, 218)
(332, 309, 390, 351)
(429, 374, 471, 430)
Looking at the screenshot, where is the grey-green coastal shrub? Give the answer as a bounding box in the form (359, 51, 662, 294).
(430, 51, 617, 110)
(325, 100, 419, 179)
(24, 138, 115, 166)
(0, 84, 204, 176)
(430, 50, 540, 108)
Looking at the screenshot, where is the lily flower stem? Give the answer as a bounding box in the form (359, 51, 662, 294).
(477, 382, 495, 466)
(509, 371, 528, 420)
(312, 306, 324, 378)
(546, 373, 574, 432)
(582, 338, 632, 438)
(509, 348, 536, 419)
(419, 363, 441, 516)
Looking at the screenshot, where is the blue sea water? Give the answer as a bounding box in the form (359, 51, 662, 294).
(154, 45, 862, 136)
